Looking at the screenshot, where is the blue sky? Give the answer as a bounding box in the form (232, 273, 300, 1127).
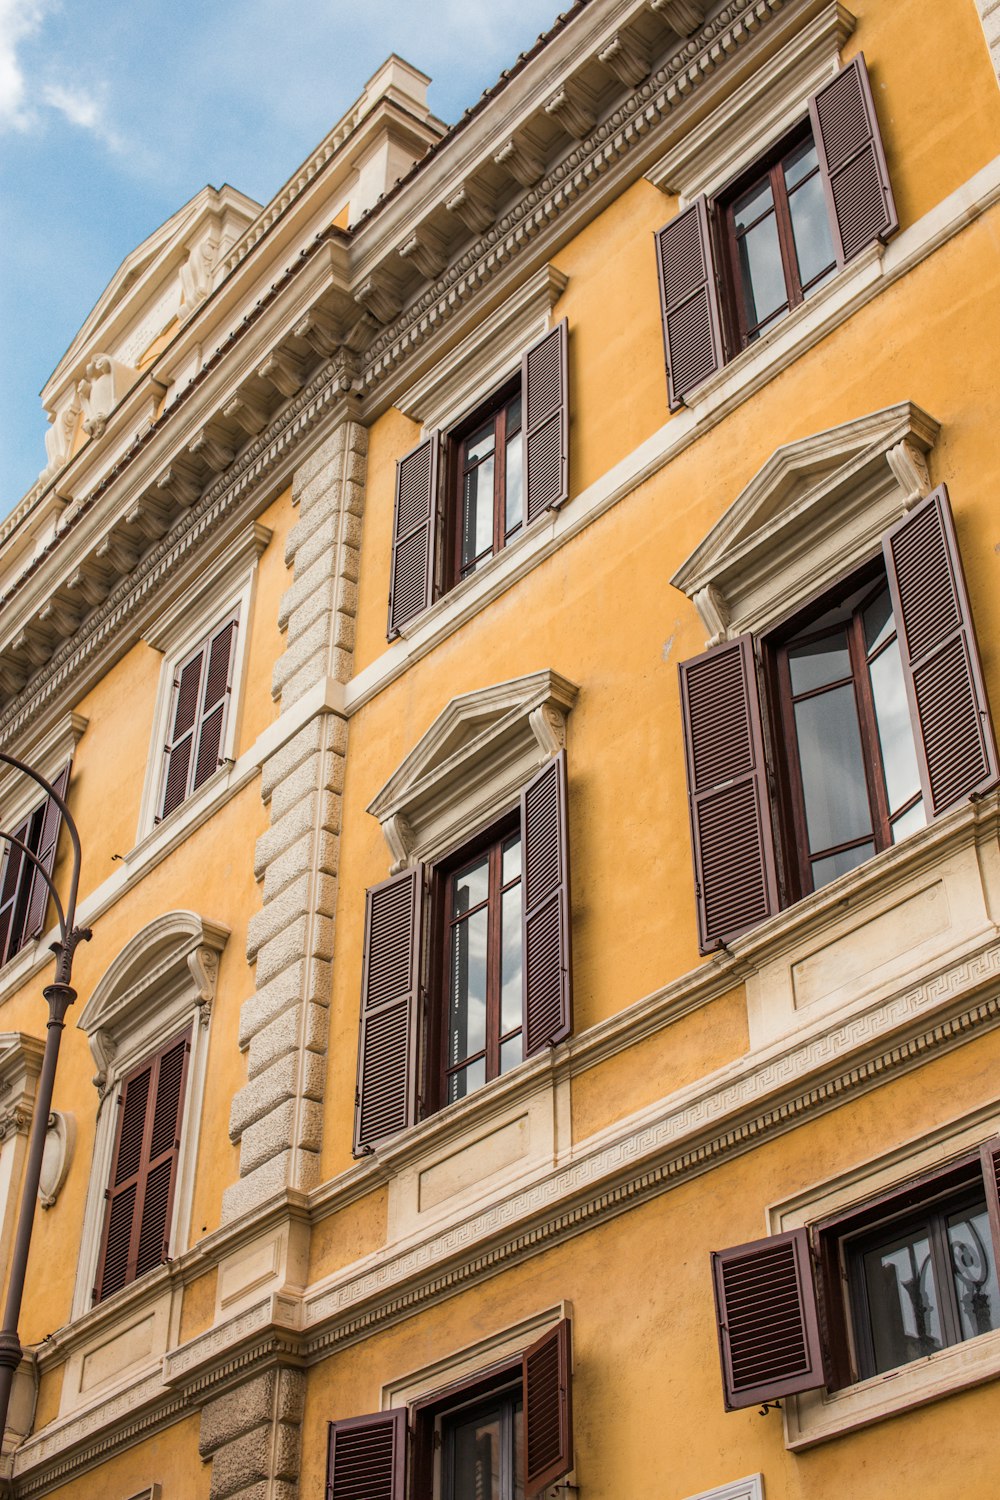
(0, 0, 562, 513)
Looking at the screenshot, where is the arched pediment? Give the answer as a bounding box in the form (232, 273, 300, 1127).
(78, 910, 229, 1084)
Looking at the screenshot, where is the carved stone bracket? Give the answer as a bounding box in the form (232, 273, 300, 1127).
(188, 428, 235, 473)
(258, 348, 309, 399)
(599, 32, 653, 87)
(294, 306, 342, 359)
(398, 225, 451, 281)
(545, 83, 598, 140)
(887, 437, 932, 511)
(156, 457, 202, 508)
(494, 135, 546, 188)
(693, 583, 731, 646)
(650, 0, 706, 36)
(224, 389, 272, 437)
(355, 273, 404, 326)
(445, 180, 498, 235)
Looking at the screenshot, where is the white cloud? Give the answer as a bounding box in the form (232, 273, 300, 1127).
(0, 0, 47, 130)
(0, 0, 121, 147)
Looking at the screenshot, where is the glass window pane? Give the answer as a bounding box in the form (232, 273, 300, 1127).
(500, 886, 522, 1035)
(464, 421, 495, 466)
(505, 430, 523, 536)
(862, 1229, 943, 1374)
(869, 636, 922, 815)
(507, 393, 522, 434)
(737, 212, 787, 331)
(787, 169, 837, 287)
(452, 856, 489, 917)
(783, 137, 819, 190)
(793, 683, 873, 853)
(502, 834, 522, 885)
(787, 629, 851, 694)
(462, 456, 495, 571)
(890, 798, 926, 843)
(451, 1408, 502, 1500)
(947, 1203, 1000, 1341)
(500, 1035, 522, 1077)
(448, 908, 487, 1066)
(863, 588, 894, 654)
(448, 1055, 486, 1104)
(811, 840, 875, 890)
(733, 176, 775, 231)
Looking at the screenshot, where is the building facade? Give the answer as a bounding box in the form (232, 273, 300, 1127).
(1, 2, 1000, 1496)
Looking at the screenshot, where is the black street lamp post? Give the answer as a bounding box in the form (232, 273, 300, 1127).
(0, 756, 91, 1444)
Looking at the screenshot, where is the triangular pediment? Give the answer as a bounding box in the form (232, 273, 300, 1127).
(671, 402, 940, 642)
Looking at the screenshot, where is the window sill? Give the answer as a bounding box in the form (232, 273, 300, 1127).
(785, 1325, 1000, 1448)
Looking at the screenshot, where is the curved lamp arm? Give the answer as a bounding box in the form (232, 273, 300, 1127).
(0, 831, 68, 936)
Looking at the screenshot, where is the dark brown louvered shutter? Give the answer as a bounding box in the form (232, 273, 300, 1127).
(655, 197, 725, 411)
(521, 751, 572, 1056)
(980, 1139, 1000, 1270)
(883, 485, 998, 816)
(809, 54, 898, 264)
(192, 615, 238, 792)
(23, 762, 71, 942)
(354, 867, 424, 1155)
(711, 1228, 825, 1411)
(522, 1319, 573, 1496)
(0, 813, 33, 966)
(327, 1409, 407, 1500)
(679, 636, 778, 953)
(388, 437, 439, 639)
(94, 1030, 190, 1302)
(159, 640, 207, 820)
(523, 320, 569, 523)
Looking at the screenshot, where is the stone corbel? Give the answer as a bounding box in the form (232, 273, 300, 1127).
(445, 180, 497, 234)
(528, 703, 568, 758)
(693, 582, 731, 645)
(650, 0, 706, 36)
(331, 347, 362, 394)
(156, 457, 202, 508)
(96, 530, 141, 575)
(187, 943, 220, 1010)
(258, 348, 309, 399)
(887, 437, 932, 511)
(37, 593, 82, 637)
(67, 558, 115, 608)
(398, 224, 450, 281)
(384, 813, 416, 876)
(12, 623, 55, 669)
(544, 83, 598, 140)
(354, 273, 403, 326)
(125, 495, 174, 541)
(0, 1103, 32, 1141)
(0, 660, 29, 696)
(77, 354, 139, 438)
(294, 306, 341, 359)
(224, 389, 272, 437)
(39, 1111, 75, 1209)
(494, 135, 547, 188)
(598, 32, 653, 87)
(189, 427, 235, 473)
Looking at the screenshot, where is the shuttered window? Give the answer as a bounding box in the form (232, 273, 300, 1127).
(354, 756, 573, 1152)
(387, 323, 570, 635)
(0, 762, 72, 967)
(714, 1143, 1000, 1409)
(655, 55, 896, 402)
(523, 1319, 573, 1495)
(94, 1030, 190, 1303)
(327, 1409, 408, 1500)
(158, 613, 239, 821)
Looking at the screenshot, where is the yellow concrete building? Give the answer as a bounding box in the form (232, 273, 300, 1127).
(2, 1, 1000, 1495)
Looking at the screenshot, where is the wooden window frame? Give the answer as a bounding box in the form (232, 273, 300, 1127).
(412, 1358, 523, 1500)
(765, 560, 921, 900)
(812, 1150, 999, 1390)
(429, 813, 522, 1114)
(446, 376, 523, 589)
(719, 122, 837, 351)
(156, 610, 239, 824)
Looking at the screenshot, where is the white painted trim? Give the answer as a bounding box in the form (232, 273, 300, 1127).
(382, 1301, 569, 1409)
(343, 156, 1000, 716)
(0, 710, 88, 829)
(646, 0, 852, 202)
(773, 1104, 1000, 1447)
(682, 1476, 765, 1500)
(136, 520, 271, 839)
(72, 912, 229, 1321)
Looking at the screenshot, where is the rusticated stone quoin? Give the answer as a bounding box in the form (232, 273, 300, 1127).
(223, 418, 367, 1223)
(199, 1367, 305, 1500)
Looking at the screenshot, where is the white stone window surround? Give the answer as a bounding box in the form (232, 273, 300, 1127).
(0, 709, 89, 996)
(683, 1477, 765, 1500)
(135, 519, 271, 843)
(771, 1103, 1000, 1447)
(72, 910, 229, 1325)
(366, 671, 578, 1246)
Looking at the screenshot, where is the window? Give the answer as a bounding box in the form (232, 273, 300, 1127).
(721, 127, 837, 349)
(387, 322, 568, 638)
(156, 611, 238, 822)
(354, 752, 570, 1155)
(439, 821, 523, 1105)
(678, 484, 998, 953)
(710, 1141, 1000, 1411)
(93, 1030, 190, 1303)
(655, 55, 898, 408)
(326, 1320, 573, 1500)
(770, 566, 924, 897)
(0, 763, 70, 968)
